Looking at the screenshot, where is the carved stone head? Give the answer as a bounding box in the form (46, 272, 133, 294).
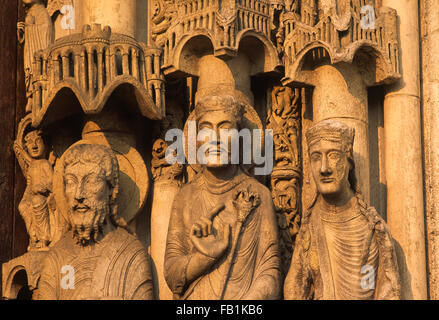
(62, 144, 120, 246)
(24, 129, 46, 159)
(306, 120, 356, 198)
(194, 95, 245, 168)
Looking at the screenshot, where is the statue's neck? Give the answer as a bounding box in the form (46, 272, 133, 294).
(319, 187, 355, 211)
(203, 165, 239, 184)
(99, 216, 117, 240)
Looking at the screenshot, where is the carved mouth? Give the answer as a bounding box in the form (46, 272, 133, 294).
(74, 205, 90, 213)
(321, 178, 335, 183)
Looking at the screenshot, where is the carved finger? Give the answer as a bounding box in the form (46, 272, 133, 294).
(200, 216, 213, 235)
(197, 219, 209, 237)
(205, 204, 225, 221)
(191, 224, 202, 238)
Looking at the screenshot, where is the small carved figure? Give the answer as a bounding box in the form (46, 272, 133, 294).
(14, 126, 54, 250)
(284, 120, 401, 300)
(164, 95, 281, 300)
(36, 144, 154, 300)
(151, 138, 184, 183)
(17, 0, 53, 112)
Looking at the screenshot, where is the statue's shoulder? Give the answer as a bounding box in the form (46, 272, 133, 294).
(356, 197, 391, 234)
(43, 231, 75, 264)
(110, 227, 144, 248)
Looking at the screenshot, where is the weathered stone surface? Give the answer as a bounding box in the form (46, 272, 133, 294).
(36, 143, 154, 300)
(164, 95, 282, 300)
(3, 0, 437, 302)
(284, 120, 401, 300)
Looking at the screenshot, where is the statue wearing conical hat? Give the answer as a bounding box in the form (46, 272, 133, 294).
(164, 95, 282, 300)
(284, 120, 401, 300)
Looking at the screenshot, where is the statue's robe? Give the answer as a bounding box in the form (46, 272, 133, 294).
(164, 171, 282, 300)
(19, 159, 53, 247)
(22, 4, 53, 111)
(36, 227, 154, 300)
(23, 4, 53, 74)
(284, 195, 401, 300)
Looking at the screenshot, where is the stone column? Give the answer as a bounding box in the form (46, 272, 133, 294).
(81, 0, 137, 37)
(311, 63, 370, 203)
(382, 0, 427, 300)
(421, 0, 439, 300)
(150, 182, 179, 300)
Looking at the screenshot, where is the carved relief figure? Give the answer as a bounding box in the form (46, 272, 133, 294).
(36, 144, 154, 300)
(152, 99, 185, 184)
(164, 95, 281, 300)
(17, 0, 53, 112)
(267, 86, 302, 275)
(284, 120, 401, 300)
(152, 138, 184, 184)
(14, 123, 54, 250)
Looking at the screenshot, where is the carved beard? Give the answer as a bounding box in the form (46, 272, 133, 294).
(70, 202, 109, 247)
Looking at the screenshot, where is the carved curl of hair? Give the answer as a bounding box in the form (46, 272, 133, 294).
(62, 144, 130, 231)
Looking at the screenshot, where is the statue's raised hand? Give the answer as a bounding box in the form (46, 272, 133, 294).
(190, 204, 230, 260)
(232, 187, 261, 222)
(17, 22, 25, 43)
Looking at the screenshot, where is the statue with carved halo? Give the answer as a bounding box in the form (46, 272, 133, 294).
(164, 94, 282, 300)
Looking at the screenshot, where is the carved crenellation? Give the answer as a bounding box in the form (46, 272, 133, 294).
(151, 0, 279, 76)
(30, 24, 165, 127)
(2, 0, 411, 301)
(281, 0, 400, 85)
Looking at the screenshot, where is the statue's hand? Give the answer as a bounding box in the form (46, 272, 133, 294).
(190, 204, 230, 260)
(17, 22, 25, 43)
(232, 187, 261, 222)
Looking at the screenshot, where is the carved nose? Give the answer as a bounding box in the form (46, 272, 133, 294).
(320, 155, 332, 176)
(74, 186, 86, 203)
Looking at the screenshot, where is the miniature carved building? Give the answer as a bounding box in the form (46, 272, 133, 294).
(0, 0, 437, 300)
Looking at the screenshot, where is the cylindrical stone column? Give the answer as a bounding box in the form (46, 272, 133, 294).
(312, 63, 370, 203)
(81, 0, 137, 37)
(421, 0, 439, 300)
(382, 0, 427, 300)
(150, 182, 180, 300)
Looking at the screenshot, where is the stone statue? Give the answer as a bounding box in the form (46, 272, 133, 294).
(17, 0, 53, 112)
(284, 120, 401, 300)
(164, 95, 281, 300)
(14, 126, 54, 250)
(36, 144, 154, 300)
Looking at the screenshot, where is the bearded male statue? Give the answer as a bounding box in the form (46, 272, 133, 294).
(164, 95, 282, 300)
(36, 144, 154, 300)
(284, 120, 401, 300)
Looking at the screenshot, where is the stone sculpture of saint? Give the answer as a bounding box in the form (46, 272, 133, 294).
(14, 129, 54, 250)
(284, 120, 401, 300)
(17, 0, 53, 112)
(36, 144, 154, 300)
(164, 95, 281, 300)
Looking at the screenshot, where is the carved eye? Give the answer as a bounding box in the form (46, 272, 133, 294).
(64, 176, 76, 188)
(310, 153, 321, 162)
(328, 151, 342, 160)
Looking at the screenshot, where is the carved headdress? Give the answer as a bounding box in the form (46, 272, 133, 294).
(305, 119, 355, 158)
(194, 95, 245, 125)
